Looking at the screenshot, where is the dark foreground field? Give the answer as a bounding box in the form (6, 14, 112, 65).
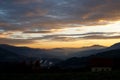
(0, 71, 120, 80)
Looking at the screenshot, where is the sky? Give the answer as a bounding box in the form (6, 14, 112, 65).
(0, 0, 120, 49)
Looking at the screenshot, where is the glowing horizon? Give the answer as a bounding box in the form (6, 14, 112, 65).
(13, 21, 120, 49)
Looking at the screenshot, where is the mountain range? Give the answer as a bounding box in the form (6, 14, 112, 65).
(0, 42, 120, 66)
(0, 44, 105, 59)
(56, 42, 120, 68)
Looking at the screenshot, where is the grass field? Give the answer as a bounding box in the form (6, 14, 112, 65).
(0, 71, 120, 80)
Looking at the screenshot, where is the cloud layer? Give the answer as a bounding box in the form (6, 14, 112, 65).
(0, 0, 120, 45)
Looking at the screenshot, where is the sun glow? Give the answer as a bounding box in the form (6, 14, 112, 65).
(59, 21, 120, 34)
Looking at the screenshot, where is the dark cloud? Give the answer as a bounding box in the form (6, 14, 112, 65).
(83, 35, 120, 39)
(28, 32, 120, 41)
(0, 31, 120, 43)
(24, 31, 53, 34)
(55, 36, 120, 41)
(0, 0, 120, 44)
(23, 30, 57, 33)
(12, 0, 43, 4)
(40, 32, 120, 37)
(0, 38, 34, 45)
(49, 36, 77, 41)
(47, 35, 120, 41)
(0, 0, 120, 31)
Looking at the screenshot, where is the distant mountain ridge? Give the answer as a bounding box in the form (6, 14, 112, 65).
(0, 44, 106, 59)
(0, 44, 62, 65)
(108, 42, 120, 50)
(0, 44, 55, 59)
(91, 42, 120, 58)
(0, 46, 29, 62)
(1, 42, 120, 66)
(68, 45, 106, 58)
(56, 42, 120, 68)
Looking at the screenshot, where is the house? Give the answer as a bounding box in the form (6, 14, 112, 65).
(89, 58, 113, 72)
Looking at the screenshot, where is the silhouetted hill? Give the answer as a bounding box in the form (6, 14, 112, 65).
(89, 42, 120, 58)
(0, 44, 54, 58)
(0, 44, 62, 65)
(0, 44, 106, 59)
(70, 43, 120, 58)
(80, 45, 105, 50)
(0, 47, 28, 62)
(108, 42, 120, 50)
(70, 45, 106, 58)
(56, 42, 120, 69)
(93, 48, 120, 58)
(1, 42, 120, 67)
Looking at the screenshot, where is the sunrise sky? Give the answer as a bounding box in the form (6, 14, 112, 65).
(0, 0, 120, 49)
